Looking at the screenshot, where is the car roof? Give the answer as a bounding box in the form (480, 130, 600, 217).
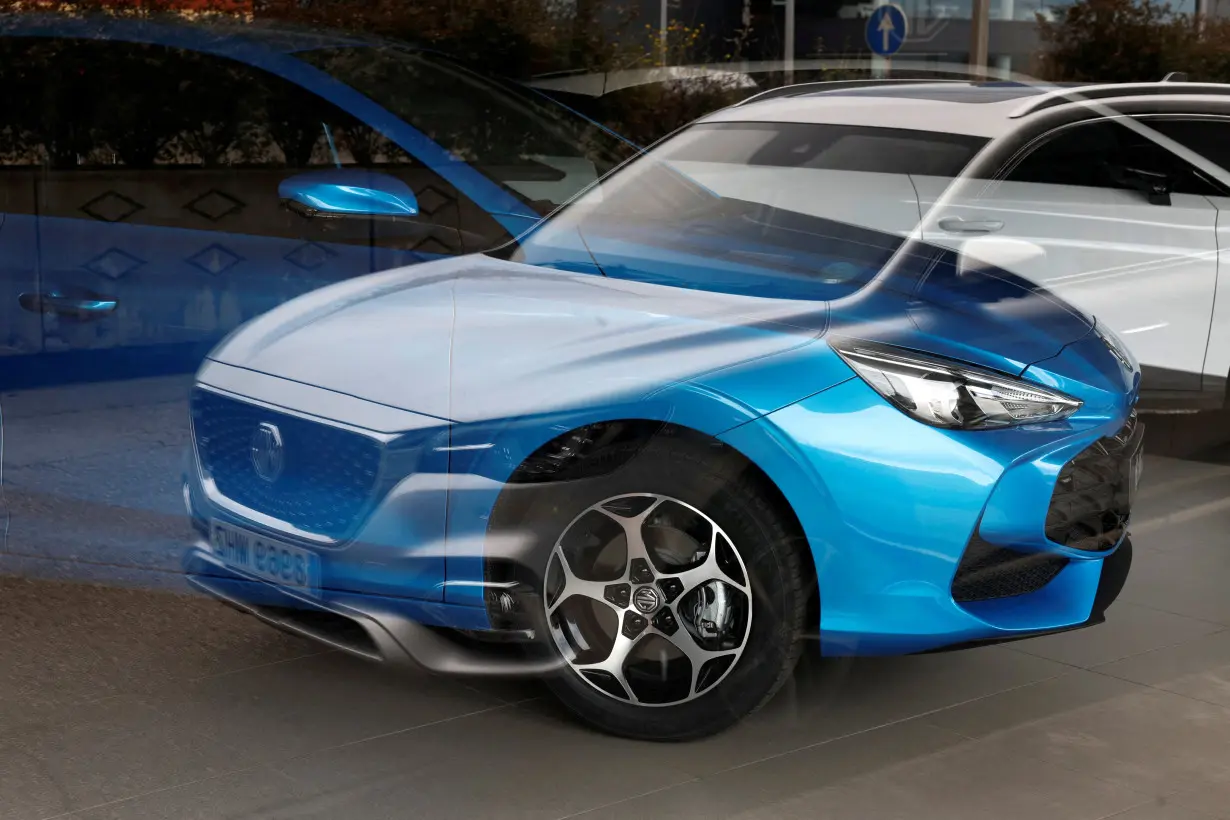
(701, 82, 1055, 138)
(701, 80, 1230, 138)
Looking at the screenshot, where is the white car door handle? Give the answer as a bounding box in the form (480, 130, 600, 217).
(938, 217, 1004, 234)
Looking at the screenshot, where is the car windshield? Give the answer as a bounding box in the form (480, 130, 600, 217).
(507, 121, 989, 300)
(296, 44, 639, 212)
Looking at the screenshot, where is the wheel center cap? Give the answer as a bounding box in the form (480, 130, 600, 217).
(632, 585, 662, 615)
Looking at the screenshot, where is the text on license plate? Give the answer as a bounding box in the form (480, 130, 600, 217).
(210, 522, 321, 595)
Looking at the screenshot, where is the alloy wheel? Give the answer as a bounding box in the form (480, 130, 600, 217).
(543, 493, 753, 706)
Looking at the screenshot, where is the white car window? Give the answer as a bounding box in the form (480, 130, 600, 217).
(1002, 118, 1223, 196)
(652, 122, 986, 235)
(655, 121, 986, 176)
(803, 133, 980, 176)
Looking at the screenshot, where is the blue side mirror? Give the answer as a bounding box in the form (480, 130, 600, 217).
(279, 168, 420, 220)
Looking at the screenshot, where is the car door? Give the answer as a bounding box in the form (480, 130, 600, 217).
(1137, 115, 1230, 398)
(27, 37, 473, 380)
(915, 116, 1220, 391)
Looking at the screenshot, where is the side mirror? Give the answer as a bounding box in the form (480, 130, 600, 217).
(1110, 145, 1174, 206)
(1121, 165, 1173, 206)
(958, 236, 1047, 276)
(279, 168, 419, 220)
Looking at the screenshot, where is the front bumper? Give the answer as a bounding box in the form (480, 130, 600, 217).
(182, 543, 561, 677)
(181, 361, 559, 676)
(731, 375, 1140, 657)
(924, 535, 1133, 653)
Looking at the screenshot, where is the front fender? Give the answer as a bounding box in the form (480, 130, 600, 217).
(442, 345, 852, 608)
(442, 395, 766, 609)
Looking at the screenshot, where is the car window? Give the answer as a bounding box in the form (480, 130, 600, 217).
(1139, 117, 1230, 179)
(297, 45, 638, 214)
(0, 36, 504, 258)
(3, 36, 455, 179)
(1002, 118, 1222, 196)
(2, 36, 354, 170)
(656, 122, 988, 177)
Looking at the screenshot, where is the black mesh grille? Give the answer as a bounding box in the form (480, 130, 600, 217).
(952, 537, 1069, 603)
(1046, 412, 1143, 552)
(191, 389, 383, 540)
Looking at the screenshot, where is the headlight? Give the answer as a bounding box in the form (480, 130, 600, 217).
(831, 339, 1082, 429)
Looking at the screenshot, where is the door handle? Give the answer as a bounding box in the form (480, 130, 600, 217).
(19, 292, 118, 318)
(937, 217, 1004, 234)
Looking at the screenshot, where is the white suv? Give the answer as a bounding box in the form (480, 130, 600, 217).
(662, 79, 1230, 410)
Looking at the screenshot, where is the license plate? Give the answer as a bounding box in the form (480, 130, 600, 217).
(209, 521, 321, 596)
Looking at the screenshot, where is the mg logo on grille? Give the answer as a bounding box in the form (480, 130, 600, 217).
(250, 422, 285, 483)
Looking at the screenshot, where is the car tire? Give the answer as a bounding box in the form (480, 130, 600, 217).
(488, 433, 809, 741)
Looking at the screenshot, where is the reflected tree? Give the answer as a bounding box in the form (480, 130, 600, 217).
(1036, 0, 1230, 83)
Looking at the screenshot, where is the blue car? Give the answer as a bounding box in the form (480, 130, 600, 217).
(181, 93, 1143, 740)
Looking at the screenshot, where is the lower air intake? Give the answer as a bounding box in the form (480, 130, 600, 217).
(952, 536, 1069, 603)
(1046, 412, 1143, 552)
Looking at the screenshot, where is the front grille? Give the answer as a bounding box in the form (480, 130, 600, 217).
(952, 536, 1069, 603)
(191, 389, 383, 540)
(1046, 412, 1143, 552)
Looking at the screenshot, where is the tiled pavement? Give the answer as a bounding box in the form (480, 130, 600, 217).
(2, 449, 1230, 819)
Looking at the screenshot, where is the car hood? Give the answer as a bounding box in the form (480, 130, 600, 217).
(205, 255, 827, 423)
(207, 249, 1097, 425)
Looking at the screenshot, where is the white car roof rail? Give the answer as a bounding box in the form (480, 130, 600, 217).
(733, 78, 971, 106)
(1011, 82, 1230, 117)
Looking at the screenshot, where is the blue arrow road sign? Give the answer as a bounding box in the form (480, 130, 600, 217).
(866, 4, 908, 57)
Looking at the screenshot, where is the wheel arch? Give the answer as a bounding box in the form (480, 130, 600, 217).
(450, 405, 824, 632)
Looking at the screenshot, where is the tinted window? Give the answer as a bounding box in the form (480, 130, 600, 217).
(1004, 118, 1222, 196)
(0, 36, 437, 172)
(1142, 117, 1230, 177)
(298, 45, 637, 213)
(4, 37, 505, 255)
(656, 122, 988, 177)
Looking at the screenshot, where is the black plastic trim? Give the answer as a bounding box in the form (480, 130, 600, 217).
(952, 536, 1070, 603)
(923, 537, 1133, 654)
